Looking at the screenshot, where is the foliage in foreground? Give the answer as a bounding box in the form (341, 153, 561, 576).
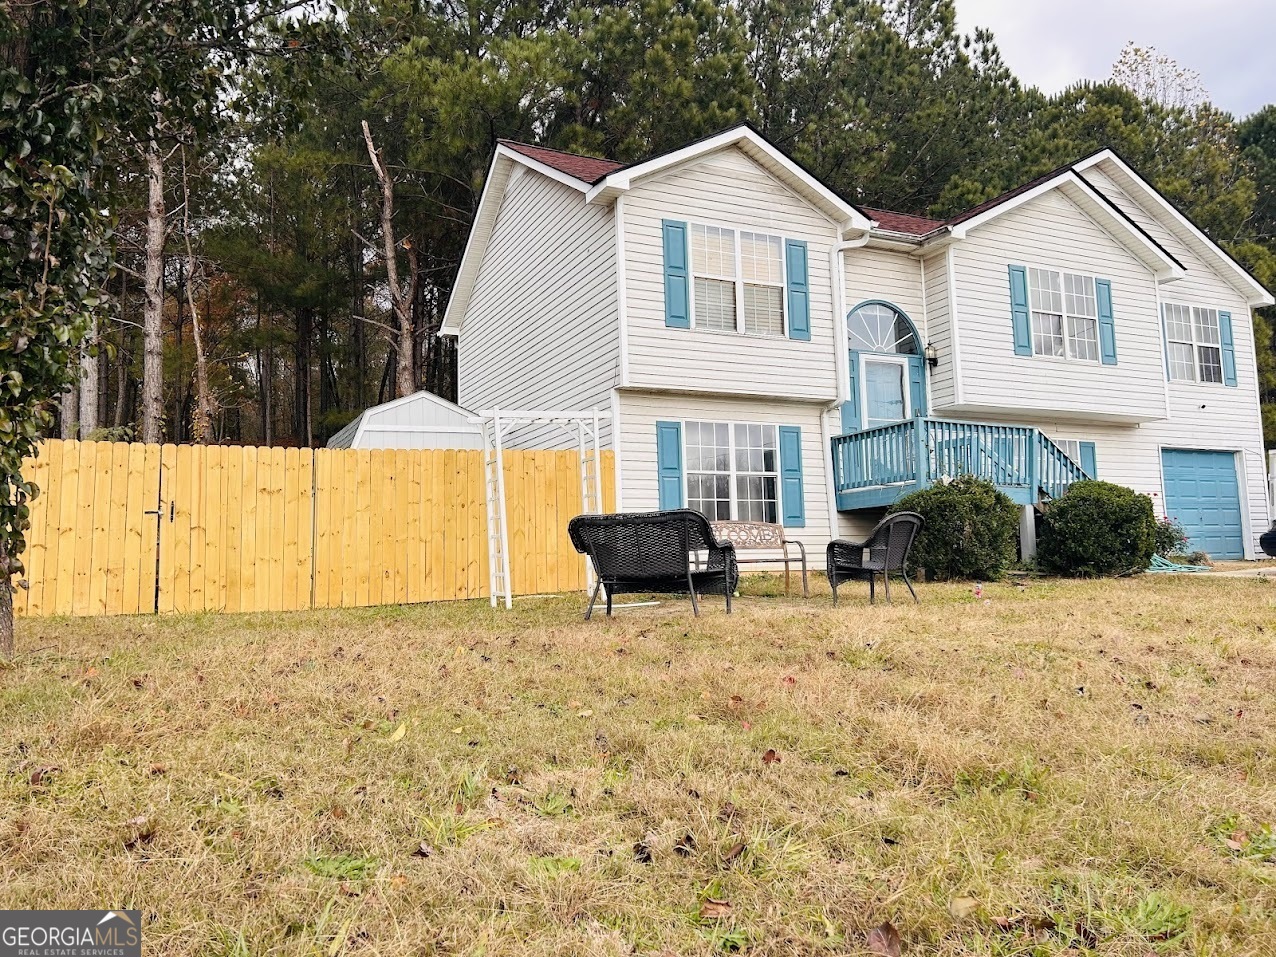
(889, 475, 1020, 580)
(1038, 480, 1158, 576)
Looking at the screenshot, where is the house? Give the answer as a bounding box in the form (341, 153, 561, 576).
(440, 125, 1274, 560)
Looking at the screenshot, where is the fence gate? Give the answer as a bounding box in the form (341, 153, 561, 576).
(16, 440, 163, 617)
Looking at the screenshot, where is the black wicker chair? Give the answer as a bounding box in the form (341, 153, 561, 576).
(567, 509, 739, 619)
(826, 511, 924, 605)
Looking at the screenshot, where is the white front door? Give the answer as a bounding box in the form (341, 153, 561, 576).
(862, 356, 910, 429)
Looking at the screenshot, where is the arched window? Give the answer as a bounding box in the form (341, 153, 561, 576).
(847, 302, 919, 355)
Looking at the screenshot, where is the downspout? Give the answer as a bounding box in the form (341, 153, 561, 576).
(824, 230, 872, 532)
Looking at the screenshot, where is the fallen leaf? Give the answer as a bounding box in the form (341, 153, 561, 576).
(412, 842, 434, 858)
(728, 695, 744, 709)
(782, 675, 797, 687)
(388, 722, 407, 742)
(148, 763, 167, 776)
(762, 748, 781, 764)
(568, 699, 582, 709)
(949, 896, 980, 919)
(84, 666, 99, 680)
(722, 841, 746, 864)
(633, 840, 653, 864)
(867, 921, 902, 956)
(717, 802, 738, 822)
(576, 709, 594, 718)
(361, 719, 375, 730)
(699, 899, 732, 920)
(674, 833, 696, 857)
(29, 766, 59, 786)
(741, 721, 752, 732)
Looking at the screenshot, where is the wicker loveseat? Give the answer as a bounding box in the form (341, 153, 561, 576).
(567, 509, 739, 619)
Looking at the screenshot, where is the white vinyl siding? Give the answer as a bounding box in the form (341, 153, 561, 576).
(457, 168, 619, 449)
(949, 189, 1164, 422)
(624, 148, 839, 400)
(1061, 163, 1270, 555)
(921, 252, 955, 409)
(618, 390, 834, 552)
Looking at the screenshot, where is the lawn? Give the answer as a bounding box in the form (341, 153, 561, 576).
(2, 575, 1275, 956)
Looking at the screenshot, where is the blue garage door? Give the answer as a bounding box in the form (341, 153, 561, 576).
(1161, 449, 1244, 559)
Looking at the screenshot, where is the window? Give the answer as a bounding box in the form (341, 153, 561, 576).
(847, 302, 918, 354)
(1054, 440, 1085, 462)
(690, 224, 785, 336)
(1028, 267, 1099, 361)
(1164, 303, 1223, 383)
(684, 421, 778, 522)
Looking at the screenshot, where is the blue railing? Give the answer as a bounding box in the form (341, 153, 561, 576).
(831, 416, 1088, 509)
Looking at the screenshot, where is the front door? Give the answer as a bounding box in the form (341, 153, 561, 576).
(863, 356, 909, 429)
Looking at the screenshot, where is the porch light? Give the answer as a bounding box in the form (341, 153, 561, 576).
(924, 341, 939, 368)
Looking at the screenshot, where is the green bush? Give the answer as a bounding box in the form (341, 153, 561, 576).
(1038, 480, 1157, 577)
(888, 475, 1020, 581)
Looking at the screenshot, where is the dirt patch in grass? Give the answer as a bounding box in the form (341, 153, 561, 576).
(3, 576, 1276, 955)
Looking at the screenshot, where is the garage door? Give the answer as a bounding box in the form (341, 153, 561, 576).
(1161, 449, 1244, 559)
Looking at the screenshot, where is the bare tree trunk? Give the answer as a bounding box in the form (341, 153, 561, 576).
(362, 120, 418, 398)
(78, 325, 98, 436)
(0, 543, 11, 661)
(60, 386, 78, 439)
(181, 148, 215, 443)
(140, 143, 166, 444)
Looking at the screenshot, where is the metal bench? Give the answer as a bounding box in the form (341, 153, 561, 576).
(710, 521, 809, 598)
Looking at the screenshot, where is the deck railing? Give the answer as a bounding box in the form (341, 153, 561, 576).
(831, 416, 1088, 504)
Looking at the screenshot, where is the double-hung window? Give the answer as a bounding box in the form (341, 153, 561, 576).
(1163, 303, 1223, 383)
(690, 224, 785, 337)
(685, 421, 779, 522)
(1028, 267, 1099, 361)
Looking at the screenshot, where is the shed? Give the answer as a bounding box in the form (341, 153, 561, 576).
(326, 391, 483, 450)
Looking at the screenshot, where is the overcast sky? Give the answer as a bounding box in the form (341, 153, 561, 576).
(953, 0, 1274, 118)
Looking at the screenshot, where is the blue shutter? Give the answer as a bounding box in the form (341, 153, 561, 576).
(907, 354, 927, 416)
(1008, 264, 1032, 356)
(1079, 441, 1097, 478)
(778, 426, 805, 527)
(662, 220, 690, 329)
(785, 240, 811, 341)
(842, 351, 861, 433)
(1095, 278, 1117, 365)
(1219, 310, 1237, 387)
(655, 421, 684, 510)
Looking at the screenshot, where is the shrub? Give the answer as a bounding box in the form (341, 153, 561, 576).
(888, 475, 1020, 581)
(1154, 516, 1189, 557)
(1038, 480, 1157, 577)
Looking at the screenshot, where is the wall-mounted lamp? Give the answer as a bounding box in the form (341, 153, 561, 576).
(924, 341, 939, 368)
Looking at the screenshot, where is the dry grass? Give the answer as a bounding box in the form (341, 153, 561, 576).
(3, 575, 1276, 956)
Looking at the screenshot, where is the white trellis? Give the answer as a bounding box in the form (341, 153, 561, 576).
(474, 409, 605, 609)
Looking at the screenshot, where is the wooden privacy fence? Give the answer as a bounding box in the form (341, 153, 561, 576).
(15, 439, 615, 618)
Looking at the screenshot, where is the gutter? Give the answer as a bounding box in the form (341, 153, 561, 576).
(822, 230, 873, 533)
